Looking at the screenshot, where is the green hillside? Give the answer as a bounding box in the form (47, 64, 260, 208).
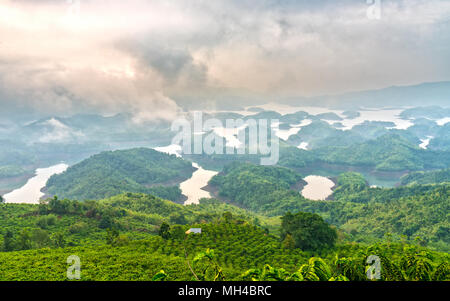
(207, 163, 450, 251)
(401, 168, 450, 186)
(209, 162, 307, 215)
(0, 188, 449, 281)
(314, 134, 450, 172)
(0, 222, 448, 281)
(0, 193, 277, 252)
(45, 148, 195, 201)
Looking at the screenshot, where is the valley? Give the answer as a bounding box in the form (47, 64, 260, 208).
(0, 104, 449, 281)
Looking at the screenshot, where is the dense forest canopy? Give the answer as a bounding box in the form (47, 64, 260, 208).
(400, 168, 450, 186)
(208, 163, 450, 252)
(45, 148, 195, 202)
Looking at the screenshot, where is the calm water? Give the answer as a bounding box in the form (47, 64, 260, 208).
(297, 142, 309, 150)
(213, 125, 247, 148)
(154, 144, 182, 157)
(301, 175, 335, 201)
(419, 136, 433, 149)
(153, 145, 219, 205)
(181, 163, 218, 205)
(437, 117, 450, 126)
(273, 119, 312, 141)
(4, 163, 68, 204)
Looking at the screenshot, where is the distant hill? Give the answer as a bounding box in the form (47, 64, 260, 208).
(280, 81, 450, 109)
(208, 162, 307, 215)
(401, 168, 450, 186)
(45, 148, 195, 201)
(314, 133, 450, 172)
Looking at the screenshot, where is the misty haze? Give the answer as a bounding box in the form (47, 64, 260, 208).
(0, 0, 449, 288)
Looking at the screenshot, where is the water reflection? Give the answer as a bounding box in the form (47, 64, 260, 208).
(4, 163, 68, 204)
(181, 163, 218, 205)
(301, 175, 335, 201)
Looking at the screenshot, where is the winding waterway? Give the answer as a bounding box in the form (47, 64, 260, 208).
(4, 163, 68, 204)
(153, 145, 218, 205)
(180, 163, 218, 205)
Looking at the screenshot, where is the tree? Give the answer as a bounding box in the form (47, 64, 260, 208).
(223, 212, 233, 223)
(169, 212, 187, 225)
(0, 195, 4, 203)
(170, 225, 186, 240)
(106, 228, 119, 245)
(32, 229, 51, 249)
(99, 215, 114, 229)
(282, 234, 295, 249)
(2, 230, 15, 251)
(280, 212, 337, 251)
(18, 229, 32, 250)
(52, 232, 66, 248)
(159, 222, 171, 239)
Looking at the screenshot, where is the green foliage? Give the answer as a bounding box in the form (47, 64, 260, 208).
(310, 134, 450, 172)
(159, 222, 171, 240)
(401, 168, 450, 186)
(332, 172, 368, 201)
(241, 264, 295, 281)
(298, 258, 332, 281)
(193, 248, 225, 281)
(0, 220, 448, 281)
(209, 162, 306, 215)
(0, 193, 279, 253)
(207, 162, 450, 251)
(337, 185, 450, 250)
(152, 270, 169, 281)
(45, 148, 194, 201)
(281, 212, 337, 251)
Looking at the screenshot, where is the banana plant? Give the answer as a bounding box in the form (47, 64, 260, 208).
(193, 248, 225, 281)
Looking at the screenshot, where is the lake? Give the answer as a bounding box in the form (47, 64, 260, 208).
(181, 163, 219, 205)
(4, 163, 69, 204)
(419, 136, 433, 149)
(154, 144, 182, 157)
(296, 162, 405, 188)
(301, 175, 335, 200)
(153, 145, 219, 205)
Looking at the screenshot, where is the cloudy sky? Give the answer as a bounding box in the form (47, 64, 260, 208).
(0, 0, 449, 119)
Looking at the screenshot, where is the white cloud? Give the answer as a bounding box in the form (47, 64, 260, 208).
(39, 118, 84, 143)
(0, 0, 449, 113)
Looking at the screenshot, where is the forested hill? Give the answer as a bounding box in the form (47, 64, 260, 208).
(400, 168, 450, 186)
(313, 134, 450, 172)
(0, 194, 448, 281)
(45, 148, 195, 202)
(208, 162, 306, 215)
(0, 193, 277, 253)
(208, 163, 450, 251)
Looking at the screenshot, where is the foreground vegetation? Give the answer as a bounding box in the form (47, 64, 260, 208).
(0, 222, 448, 281)
(0, 192, 448, 281)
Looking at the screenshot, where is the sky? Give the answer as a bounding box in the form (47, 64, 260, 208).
(0, 0, 449, 120)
